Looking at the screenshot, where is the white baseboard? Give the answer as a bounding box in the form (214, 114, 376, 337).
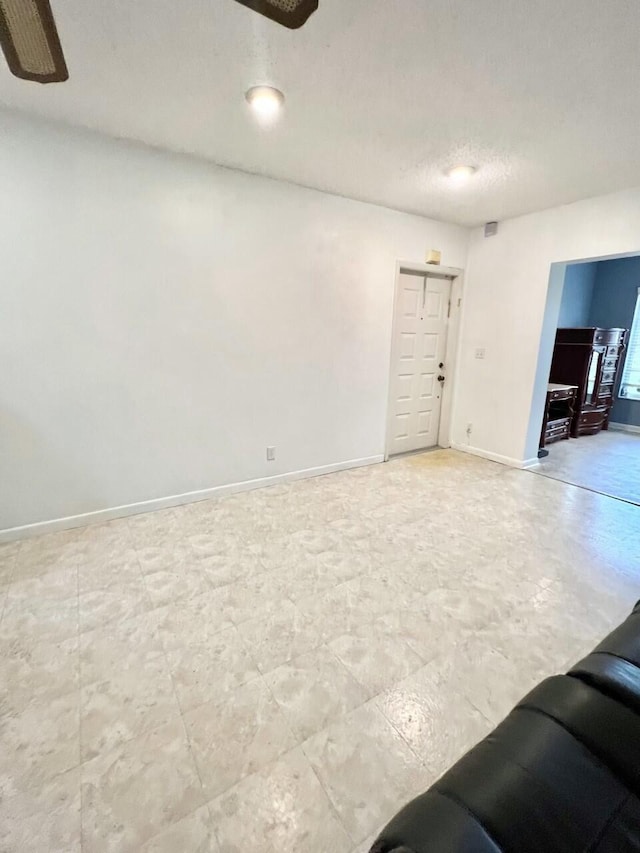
(451, 442, 537, 470)
(608, 422, 640, 435)
(0, 455, 385, 543)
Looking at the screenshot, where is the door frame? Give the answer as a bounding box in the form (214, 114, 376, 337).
(384, 261, 465, 461)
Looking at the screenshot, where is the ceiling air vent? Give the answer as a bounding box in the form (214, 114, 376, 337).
(233, 0, 318, 28)
(0, 0, 68, 82)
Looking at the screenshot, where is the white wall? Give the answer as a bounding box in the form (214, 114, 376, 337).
(457, 188, 640, 466)
(0, 111, 469, 535)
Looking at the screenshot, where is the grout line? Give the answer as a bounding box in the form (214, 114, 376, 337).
(307, 755, 358, 849)
(131, 537, 226, 848)
(258, 667, 359, 849)
(76, 554, 84, 853)
(133, 540, 212, 824)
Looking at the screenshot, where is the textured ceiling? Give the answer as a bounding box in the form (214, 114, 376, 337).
(1, 0, 639, 226)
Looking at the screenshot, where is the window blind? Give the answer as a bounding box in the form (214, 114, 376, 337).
(619, 287, 640, 401)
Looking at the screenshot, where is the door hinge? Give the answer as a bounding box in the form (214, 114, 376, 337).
(447, 299, 451, 318)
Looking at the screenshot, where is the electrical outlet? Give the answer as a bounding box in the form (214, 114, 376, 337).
(266, 446, 276, 462)
(475, 348, 486, 360)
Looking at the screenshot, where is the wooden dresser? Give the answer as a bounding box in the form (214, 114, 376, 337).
(550, 327, 627, 437)
(540, 383, 578, 449)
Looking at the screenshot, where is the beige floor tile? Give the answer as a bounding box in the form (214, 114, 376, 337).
(126, 508, 183, 548)
(16, 531, 84, 579)
(153, 589, 234, 651)
(167, 625, 259, 712)
(328, 622, 426, 697)
(0, 541, 20, 585)
(0, 582, 8, 622)
(208, 747, 352, 853)
(79, 578, 149, 634)
(81, 719, 203, 853)
(140, 805, 218, 852)
(420, 641, 541, 726)
(250, 534, 313, 573)
(372, 606, 473, 665)
(269, 557, 349, 602)
(317, 548, 377, 584)
(351, 828, 385, 853)
(186, 532, 245, 560)
(477, 598, 590, 681)
(236, 599, 322, 674)
(303, 701, 427, 845)
(0, 766, 81, 853)
(198, 550, 263, 589)
(81, 655, 181, 761)
(188, 534, 266, 580)
(79, 610, 165, 683)
(135, 542, 194, 575)
(143, 567, 212, 609)
(184, 677, 295, 799)
(375, 663, 494, 778)
(295, 583, 376, 646)
(6, 566, 78, 604)
(421, 585, 513, 634)
(0, 595, 78, 648)
(288, 527, 349, 556)
(74, 524, 135, 562)
(78, 550, 141, 594)
(217, 572, 293, 625)
(0, 692, 80, 799)
(265, 646, 369, 741)
(0, 634, 79, 717)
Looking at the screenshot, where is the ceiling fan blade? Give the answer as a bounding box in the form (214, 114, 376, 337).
(0, 0, 68, 83)
(232, 0, 318, 29)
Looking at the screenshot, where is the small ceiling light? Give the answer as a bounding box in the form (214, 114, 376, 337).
(245, 86, 285, 121)
(446, 165, 477, 182)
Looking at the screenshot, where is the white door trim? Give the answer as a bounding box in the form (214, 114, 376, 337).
(385, 261, 465, 461)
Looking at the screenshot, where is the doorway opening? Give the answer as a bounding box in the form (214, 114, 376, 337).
(385, 263, 463, 460)
(528, 253, 640, 505)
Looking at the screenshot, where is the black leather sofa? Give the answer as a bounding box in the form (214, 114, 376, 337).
(370, 602, 640, 853)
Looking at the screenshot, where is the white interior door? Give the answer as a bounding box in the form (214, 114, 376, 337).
(387, 271, 452, 456)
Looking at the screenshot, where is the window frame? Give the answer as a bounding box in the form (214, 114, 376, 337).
(619, 286, 640, 402)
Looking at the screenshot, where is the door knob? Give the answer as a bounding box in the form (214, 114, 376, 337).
(437, 375, 445, 383)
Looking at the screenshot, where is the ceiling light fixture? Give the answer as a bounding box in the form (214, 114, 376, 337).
(446, 165, 478, 182)
(233, 0, 318, 29)
(246, 86, 285, 120)
(0, 0, 68, 83)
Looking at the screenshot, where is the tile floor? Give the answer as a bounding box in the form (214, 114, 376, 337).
(533, 428, 640, 505)
(1, 449, 638, 852)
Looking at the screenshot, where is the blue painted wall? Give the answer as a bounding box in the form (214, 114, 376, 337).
(588, 257, 640, 427)
(558, 262, 598, 327)
(557, 256, 640, 427)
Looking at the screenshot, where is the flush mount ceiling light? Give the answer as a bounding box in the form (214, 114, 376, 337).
(0, 0, 68, 83)
(246, 85, 285, 120)
(232, 0, 318, 29)
(446, 165, 478, 182)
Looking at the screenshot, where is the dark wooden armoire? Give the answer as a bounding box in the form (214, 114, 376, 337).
(549, 328, 627, 437)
